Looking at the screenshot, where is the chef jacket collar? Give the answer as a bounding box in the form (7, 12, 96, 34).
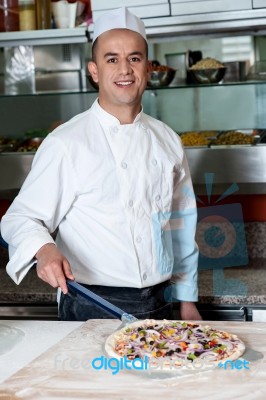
(92, 98, 143, 126)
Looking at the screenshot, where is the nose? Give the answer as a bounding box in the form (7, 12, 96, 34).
(119, 59, 133, 75)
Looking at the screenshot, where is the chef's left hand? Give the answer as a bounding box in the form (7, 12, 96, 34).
(180, 301, 202, 320)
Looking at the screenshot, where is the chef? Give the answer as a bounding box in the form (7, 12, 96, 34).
(1, 7, 201, 321)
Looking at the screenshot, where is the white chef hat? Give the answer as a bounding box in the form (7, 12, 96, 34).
(92, 7, 147, 43)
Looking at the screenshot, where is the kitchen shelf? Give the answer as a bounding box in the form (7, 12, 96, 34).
(0, 79, 265, 98)
(146, 80, 266, 89)
(0, 28, 89, 47)
(1, 8, 264, 49)
(143, 9, 266, 38)
(0, 88, 96, 98)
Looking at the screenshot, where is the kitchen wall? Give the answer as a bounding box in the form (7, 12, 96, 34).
(151, 35, 255, 66)
(0, 92, 97, 138)
(142, 84, 265, 132)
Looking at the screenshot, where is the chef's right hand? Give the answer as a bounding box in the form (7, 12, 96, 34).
(35, 243, 75, 294)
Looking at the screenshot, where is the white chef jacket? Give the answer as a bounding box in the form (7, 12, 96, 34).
(1, 99, 199, 301)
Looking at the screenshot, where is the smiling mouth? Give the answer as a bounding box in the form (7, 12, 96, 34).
(115, 81, 134, 87)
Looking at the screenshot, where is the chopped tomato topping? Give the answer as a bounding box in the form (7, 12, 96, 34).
(180, 341, 188, 350)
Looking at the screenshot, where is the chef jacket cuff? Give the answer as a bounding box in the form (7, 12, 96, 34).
(6, 232, 55, 285)
(170, 282, 198, 302)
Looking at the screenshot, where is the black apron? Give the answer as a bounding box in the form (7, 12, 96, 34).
(59, 280, 173, 321)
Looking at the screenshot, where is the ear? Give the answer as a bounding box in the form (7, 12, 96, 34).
(88, 61, 99, 84)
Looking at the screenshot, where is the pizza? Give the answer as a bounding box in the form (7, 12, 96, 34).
(105, 319, 245, 370)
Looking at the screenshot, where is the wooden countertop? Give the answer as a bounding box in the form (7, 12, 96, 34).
(0, 319, 265, 399)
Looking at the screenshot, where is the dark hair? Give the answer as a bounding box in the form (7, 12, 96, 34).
(91, 35, 148, 63)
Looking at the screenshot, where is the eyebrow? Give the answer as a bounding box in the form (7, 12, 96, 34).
(104, 51, 144, 58)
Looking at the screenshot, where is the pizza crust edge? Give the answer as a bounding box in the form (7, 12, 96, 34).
(104, 319, 246, 369)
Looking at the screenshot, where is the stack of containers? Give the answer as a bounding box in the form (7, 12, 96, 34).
(35, 0, 51, 29)
(0, 0, 52, 31)
(0, 0, 19, 32)
(19, 0, 36, 30)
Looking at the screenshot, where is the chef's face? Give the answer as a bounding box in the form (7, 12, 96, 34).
(88, 29, 149, 116)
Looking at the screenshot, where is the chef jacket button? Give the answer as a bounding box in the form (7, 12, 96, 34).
(143, 273, 147, 281)
(112, 127, 119, 133)
(152, 159, 157, 166)
(155, 195, 161, 201)
(166, 267, 171, 273)
(136, 236, 142, 243)
(129, 200, 133, 207)
(121, 162, 127, 169)
(141, 123, 146, 130)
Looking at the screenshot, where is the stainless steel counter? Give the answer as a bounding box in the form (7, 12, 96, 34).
(0, 152, 33, 194)
(1, 146, 266, 196)
(185, 145, 266, 194)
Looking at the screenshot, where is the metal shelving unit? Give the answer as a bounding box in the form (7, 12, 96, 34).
(88, 9, 266, 40)
(1, 20, 266, 196)
(0, 28, 89, 47)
